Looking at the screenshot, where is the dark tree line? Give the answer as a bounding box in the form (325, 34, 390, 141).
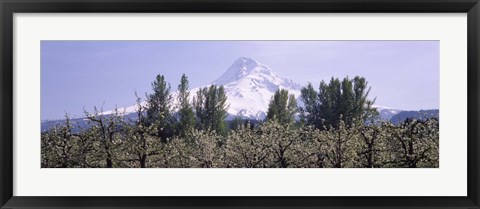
(41, 74, 439, 168)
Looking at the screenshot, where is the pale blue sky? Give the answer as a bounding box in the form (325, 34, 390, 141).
(41, 41, 439, 120)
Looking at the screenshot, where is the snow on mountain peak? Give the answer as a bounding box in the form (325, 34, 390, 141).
(208, 57, 303, 119)
(235, 56, 260, 66)
(98, 57, 303, 120)
(213, 57, 273, 85)
(78, 57, 405, 122)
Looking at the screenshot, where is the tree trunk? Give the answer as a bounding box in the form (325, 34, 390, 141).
(367, 143, 373, 168)
(106, 158, 113, 168)
(140, 154, 147, 168)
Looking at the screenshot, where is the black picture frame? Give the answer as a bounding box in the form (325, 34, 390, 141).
(1, 0, 479, 208)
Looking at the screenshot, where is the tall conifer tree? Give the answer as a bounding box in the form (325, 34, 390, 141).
(266, 89, 298, 125)
(176, 74, 196, 136)
(146, 74, 174, 141)
(193, 85, 229, 135)
(301, 76, 377, 130)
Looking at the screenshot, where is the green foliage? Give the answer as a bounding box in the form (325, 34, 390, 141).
(299, 83, 319, 126)
(228, 116, 245, 131)
(301, 76, 377, 130)
(193, 85, 229, 135)
(41, 75, 438, 168)
(266, 89, 298, 125)
(176, 74, 196, 136)
(146, 74, 174, 141)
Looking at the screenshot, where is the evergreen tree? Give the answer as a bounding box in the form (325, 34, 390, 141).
(302, 76, 377, 130)
(193, 85, 229, 135)
(176, 74, 196, 136)
(300, 83, 320, 127)
(266, 89, 298, 125)
(194, 87, 207, 129)
(146, 74, 174, 141)
(229, 116, 245, 131)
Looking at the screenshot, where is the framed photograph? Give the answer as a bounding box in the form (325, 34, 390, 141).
(1, 0, 479, 208)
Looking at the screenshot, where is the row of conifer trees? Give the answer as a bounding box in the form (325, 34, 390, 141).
(41, 74, 439, 168)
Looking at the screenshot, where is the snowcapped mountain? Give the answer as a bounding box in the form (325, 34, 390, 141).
(99, 57, 402, 121)
(41, 56, 438, 132)
(100, 57, 302, 120)
(210, 57, 302, 119)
